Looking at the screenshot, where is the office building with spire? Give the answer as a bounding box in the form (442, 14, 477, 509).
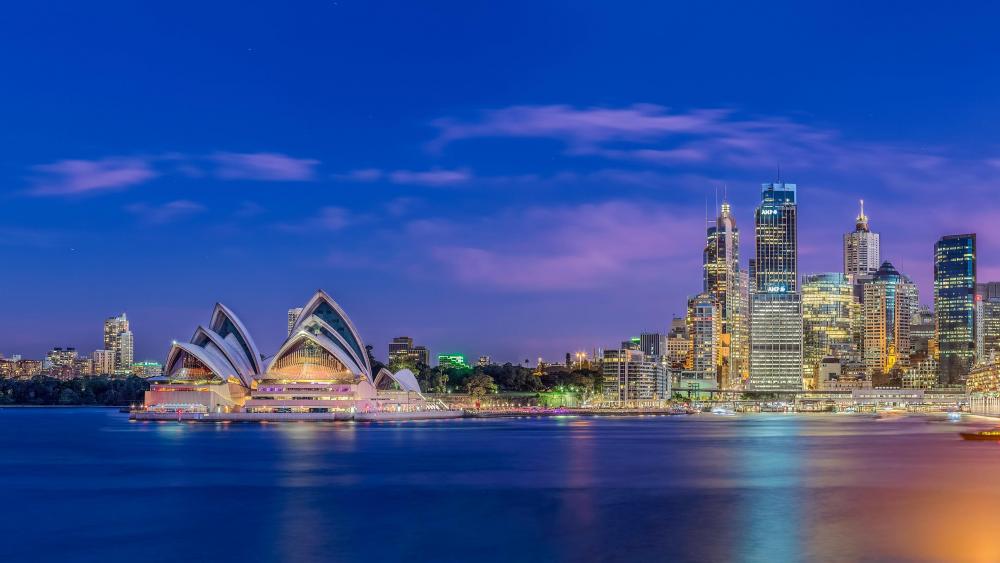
(935, 234, 977, 383)
(844, 200, 880, 281)
(748, 181, 803, 391)
(703, 200, 747, 389)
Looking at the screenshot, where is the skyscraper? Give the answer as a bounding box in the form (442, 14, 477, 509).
(843, 200, 880, 280)
(978, 282, 1000, 360)
(103, 313, 133, 374)
(118, 330, 134, 374)
(749, 181, 803, 391)
(687, 293, 720, 382)
(703, 201, 747, 389)
(801, 273, 854, 385)
(862, 262, 917, 375)
(935, 234, 977, 383)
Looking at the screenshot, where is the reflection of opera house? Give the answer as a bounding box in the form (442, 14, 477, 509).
(134, 290, 460, 421)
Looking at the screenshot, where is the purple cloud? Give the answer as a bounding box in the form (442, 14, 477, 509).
(430, 103, 1000, 199)
(29, 157, 157, 196)
(431, 104, 727, 152)
(388, 168, 472, 186)
(338, 167, 473, 186)
(275, 206, 354, 233)
(125, 200, 206, 224)
(212, 152, 319, 181)
(424, 200, 703, 291)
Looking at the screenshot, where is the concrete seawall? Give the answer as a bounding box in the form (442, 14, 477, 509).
(131, 410, 464, 422)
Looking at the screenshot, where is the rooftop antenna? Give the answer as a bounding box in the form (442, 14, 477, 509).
(714, 185, 719, 216)
(776, 163, 781, 183)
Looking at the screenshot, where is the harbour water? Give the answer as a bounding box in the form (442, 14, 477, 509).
(3, 408, 1000, 562)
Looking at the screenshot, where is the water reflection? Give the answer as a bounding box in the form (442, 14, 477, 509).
(5, 410, 1000, 562)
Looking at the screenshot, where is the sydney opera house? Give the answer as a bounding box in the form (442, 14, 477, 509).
(134, 290, 460, 421)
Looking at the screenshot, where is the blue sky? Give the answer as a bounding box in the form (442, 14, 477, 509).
(3, 1, 1000, 363)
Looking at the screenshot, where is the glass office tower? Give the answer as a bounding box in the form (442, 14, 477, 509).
(749, 182, 803, 391)
(935, 234, 976, 384)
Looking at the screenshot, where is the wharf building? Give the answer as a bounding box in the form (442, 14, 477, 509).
(748, 181, 803, 391)
(935, 234, 977, 383)
(139, 290, 455, 420)
(600, 348, 669, 403)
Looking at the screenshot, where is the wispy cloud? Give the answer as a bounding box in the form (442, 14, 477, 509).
(430, 103, 1000, 196)
(275, 206, 354, 233)
(421, 200, 702, 291)
(25, 151, 321, 197)
(29, 157, 157, 196)
(337, 167, 473, 186)
(212, 152, 319, 181)
(125, 200, 206, 224)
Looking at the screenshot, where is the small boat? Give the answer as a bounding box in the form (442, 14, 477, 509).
(959, 429, 1000, 441)
(710, 406, 736, 416)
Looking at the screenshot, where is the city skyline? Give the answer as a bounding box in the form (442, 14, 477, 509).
(5, 2, 1000, 363)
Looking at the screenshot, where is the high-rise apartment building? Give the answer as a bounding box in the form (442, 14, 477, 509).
(387, 336, 430, 369)
(801, 273, 854, 384)
(687, 293, 720, 383)
(749, 181, 803, 391)
(93, 349, 115, 375)
(978, 282, 1000, 361)
(935, 234, 977, 383)
(862, 262, 917, 375)
(103, 313, 133, 374)
(843, 200, 880, 280)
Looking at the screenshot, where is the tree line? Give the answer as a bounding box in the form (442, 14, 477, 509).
(0, 375, 149, 406)
(409, 362, 603, 397)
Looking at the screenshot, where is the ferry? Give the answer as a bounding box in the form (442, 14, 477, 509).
(959, 428, 1000, 441)
(710, 406, 736, 416)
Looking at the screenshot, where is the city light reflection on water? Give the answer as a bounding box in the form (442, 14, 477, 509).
(3, 409, 1000, 562)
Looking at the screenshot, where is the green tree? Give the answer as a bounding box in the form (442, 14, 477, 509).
(465, 373, 498, 398)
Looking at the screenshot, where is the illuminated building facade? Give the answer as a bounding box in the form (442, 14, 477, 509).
(935, 234, 976, 383)
(140, 290, 450, 419)
(103, 313, 133, 374)
(843, 200, 880, 280)
(437, 353, 468, 369)
(687, 292, 720, 384)
(749, 181, 803, 391)
(801, 273, 853, 386)
(93, 349, 115, 375)
(600, 349, 668, 402)
(388, 336, 430, 370)
(977, 282, 1000, 360)
(703, 201, 749, 389)
(862, 262, 917, 375)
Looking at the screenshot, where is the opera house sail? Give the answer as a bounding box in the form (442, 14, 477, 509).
(137, 290, 458, 421)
